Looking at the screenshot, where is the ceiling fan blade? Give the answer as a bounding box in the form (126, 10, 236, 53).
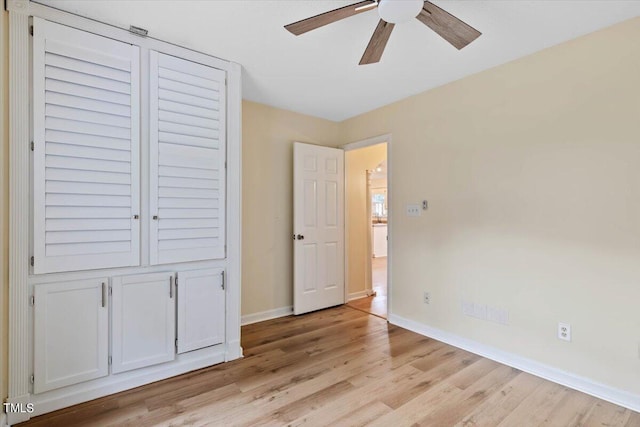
(416, 1, 481, 50)
(285, 1, 377, 36)
(360, 19, 395, 65)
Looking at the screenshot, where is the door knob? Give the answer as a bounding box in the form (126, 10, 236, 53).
(296, 234, 305, 240)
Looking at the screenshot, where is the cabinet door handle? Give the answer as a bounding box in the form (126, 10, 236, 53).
(101, 282, 106, 308)
(169, 276, 174, 299)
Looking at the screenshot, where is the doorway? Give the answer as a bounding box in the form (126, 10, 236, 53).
(343, 137, 389, 319)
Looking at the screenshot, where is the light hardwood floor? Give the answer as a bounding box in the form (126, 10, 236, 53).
(19, 306, 639, 427)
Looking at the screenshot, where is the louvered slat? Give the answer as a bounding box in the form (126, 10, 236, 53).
(46, 92, 131, 117)
(158, 88, 219, 110)
(45, 52, 131, 83)
(45, 194, 131, 207)
(46, 241, 131, 257)
(46, 104, 131, 128)
(46, 230, 131, 244)
(159, 218, 224, 231)
(45, 181, 131, 196)
(33, 18, 140, 274)
(46, 79, 131, 105)
(46, 141, 131, 161)
(158, 131, 219, 149)
(158, 187, 218, 199)
(46, 218, 132, 231)
(158, 165, 218, 180)
(45, 155, 131, 174)
(150, 51, 226, 265)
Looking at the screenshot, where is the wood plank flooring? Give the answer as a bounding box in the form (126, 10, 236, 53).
(19, 306, 639, 427)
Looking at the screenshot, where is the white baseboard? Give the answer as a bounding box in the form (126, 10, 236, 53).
(388, 314, 640, 413)
(27, 344, 233, 420)
(241, 306, 293, 326)
(347, 290, 371, 301)
(4, 394, 31, 425)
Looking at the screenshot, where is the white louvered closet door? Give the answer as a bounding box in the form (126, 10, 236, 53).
(149, 51, 226, 265)
(33, 18, 140, 274)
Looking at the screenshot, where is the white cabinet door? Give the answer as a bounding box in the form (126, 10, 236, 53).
(177, 268, 225, 354)
(32, 17, 140, 274)
(111, 272, 175, 373)
(34, 278, 109, 393)
(149, 51, 226, 265)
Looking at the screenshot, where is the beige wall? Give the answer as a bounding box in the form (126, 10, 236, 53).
(1, 9, 8, 405)
(341, 17, 640, 395)
(345, 143, 386, 296)
(241, 101, 341, 315)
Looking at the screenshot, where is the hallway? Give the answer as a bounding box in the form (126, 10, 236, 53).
(347, 256, 387, 318)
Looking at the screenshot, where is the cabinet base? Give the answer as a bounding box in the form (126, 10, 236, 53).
(24, 343, 241, 421)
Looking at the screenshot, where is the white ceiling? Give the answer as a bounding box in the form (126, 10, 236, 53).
(40, 1, 640, 121)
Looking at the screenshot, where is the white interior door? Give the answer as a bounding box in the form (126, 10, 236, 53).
(293, 142, 344, 315)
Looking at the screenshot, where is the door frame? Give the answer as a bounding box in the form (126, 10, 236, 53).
(341, 133, 392, 319)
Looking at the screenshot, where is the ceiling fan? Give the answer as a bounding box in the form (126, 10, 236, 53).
(284, 0, 481, 65)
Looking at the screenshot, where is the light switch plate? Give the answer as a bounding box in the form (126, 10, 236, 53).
(406, 204, 421, 217)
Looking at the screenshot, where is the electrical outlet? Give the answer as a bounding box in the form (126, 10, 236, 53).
(423, 292, 430, 304)
(406, 204, 421, 217)
(558, 322, 571, 342)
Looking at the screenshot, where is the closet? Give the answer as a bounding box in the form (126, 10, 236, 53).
(6, 2, 241, 422)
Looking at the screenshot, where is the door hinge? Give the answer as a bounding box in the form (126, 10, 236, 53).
(30, 374, 35, 384)
(30, 295, 35, 306)
(175, 273, 178, 287)
(30, 141, 34, 151)
(29, 25, 33, 36)
(108, 356, 112, 365)
(109, 285, 112, 296)
(30, 256, 34, 266)
(174, 338, 178, 349)
(221, 271, 225, 290)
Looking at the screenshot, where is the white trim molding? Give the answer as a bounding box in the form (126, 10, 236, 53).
(388, 313, 640, 413)
(7, 8, 31, 426)
(341, 133, 391, 152)
(347, 290, 370, 301)
(241, 306, 293, 326)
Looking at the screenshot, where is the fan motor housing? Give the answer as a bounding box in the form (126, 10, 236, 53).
(377, 0, 424, 24)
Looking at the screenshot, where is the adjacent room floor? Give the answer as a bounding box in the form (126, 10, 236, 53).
(347, 256, 387, 318)
(18, 306, 639, 427)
